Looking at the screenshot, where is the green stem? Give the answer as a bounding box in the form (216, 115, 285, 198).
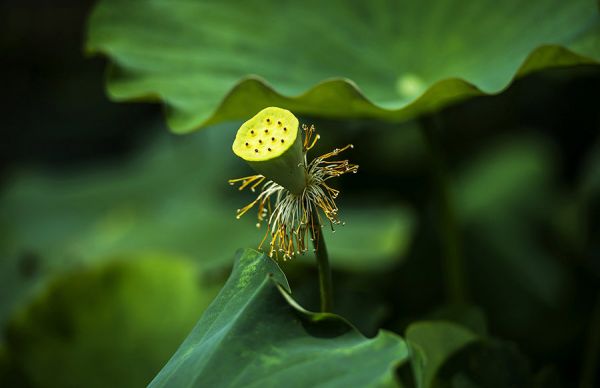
(420, 115, 467, 304)
(580, 292, 600, 388)
(310, 216, 333, 312)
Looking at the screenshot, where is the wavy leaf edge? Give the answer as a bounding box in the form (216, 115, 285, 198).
(85, 44, 599, 134)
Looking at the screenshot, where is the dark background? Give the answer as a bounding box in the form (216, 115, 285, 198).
(1, 1, 160, 176)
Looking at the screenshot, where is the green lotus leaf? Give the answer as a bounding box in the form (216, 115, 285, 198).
(150, 248, 409, 387)
(406, 321, 478, 388)
(87, 0, 600, 133)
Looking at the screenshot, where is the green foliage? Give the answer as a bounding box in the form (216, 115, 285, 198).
(453, 136, 580, 349)
(3, 0, 599, 386)
(406, 320, 533, 388)
(150, 248, 409, 387)
(300, 206, 415, 272)
(406, 321, 477, 388)
(86, 0, 600, 132)
(454, 137, 565, 305)
(0, 130, 415, 331)
(4, 254, 220, 388)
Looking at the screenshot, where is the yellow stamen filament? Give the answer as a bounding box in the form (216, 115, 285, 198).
(228, 174, 266, 192)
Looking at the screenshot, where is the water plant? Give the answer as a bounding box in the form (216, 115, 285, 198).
(229, 107, 357, 311)
(2, 0, 599, 387)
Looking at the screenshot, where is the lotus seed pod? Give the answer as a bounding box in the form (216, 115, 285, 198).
(232, 107, 307, 194)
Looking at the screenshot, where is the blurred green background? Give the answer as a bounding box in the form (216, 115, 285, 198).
(1, 1, 599, 387)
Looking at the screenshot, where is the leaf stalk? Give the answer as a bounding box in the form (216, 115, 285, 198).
(421, 115, 467, 304)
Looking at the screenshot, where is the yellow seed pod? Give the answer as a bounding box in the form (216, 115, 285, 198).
(233, 107, 306, 194)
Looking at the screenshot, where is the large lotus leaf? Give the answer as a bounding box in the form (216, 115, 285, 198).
(86, 0, 600, 133)
(3, 254, 220, 388)
(149, 248, 409, 387)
